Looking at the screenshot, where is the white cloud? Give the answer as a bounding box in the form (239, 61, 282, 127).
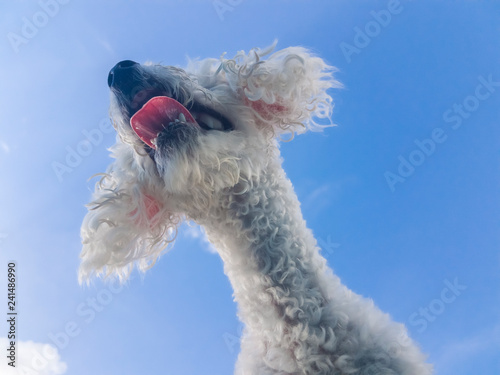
(97, 37, 114, 54)
(301, 175, 358, 215)
(301, 183, 338, 216)
(183, 222, 217, 254)
(0, 338, 67, 375)
(0, 140, 10, 154)
(305, 184, 332, 205)
(435, 323, 500, 372)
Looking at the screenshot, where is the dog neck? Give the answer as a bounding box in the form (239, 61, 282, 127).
(190, 163, 334, 359)
(175, 161, 431, 374)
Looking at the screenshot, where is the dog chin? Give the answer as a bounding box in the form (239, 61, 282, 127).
(156, 131, 251, 198)
(154, 121, 199, 157)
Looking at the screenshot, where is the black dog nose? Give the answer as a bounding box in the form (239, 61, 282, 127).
(108, 60, 139, 88)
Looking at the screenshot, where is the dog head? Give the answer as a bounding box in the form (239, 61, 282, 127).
(79, 43, 338, 282)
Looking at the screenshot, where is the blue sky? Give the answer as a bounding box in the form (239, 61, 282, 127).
(0, 1, 499, 374)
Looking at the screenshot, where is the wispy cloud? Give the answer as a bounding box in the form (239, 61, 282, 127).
(183, 223, 217, 254)
(0, 139, 10, 154)
(301, 175, 359, 215)
(0, 338, 67, 375)
(301, 183, 339, 215)
(435, 323, 500, 372)
(306, 184, 332, 204)
(97, 37, 114, 54)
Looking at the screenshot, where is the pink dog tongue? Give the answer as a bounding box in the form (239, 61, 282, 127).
(130, 96, 196, 149)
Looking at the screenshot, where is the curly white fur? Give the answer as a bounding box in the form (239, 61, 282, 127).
(79, 43, 433, 374)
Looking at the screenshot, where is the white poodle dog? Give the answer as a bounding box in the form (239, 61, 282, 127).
(79, 43, 432, 374)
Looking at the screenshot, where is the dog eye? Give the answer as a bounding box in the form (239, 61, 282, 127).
(196, 113, 224, 131)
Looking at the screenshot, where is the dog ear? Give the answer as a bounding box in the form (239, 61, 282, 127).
(79, 143, 179, 284)
(221, 43, 341, 137)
